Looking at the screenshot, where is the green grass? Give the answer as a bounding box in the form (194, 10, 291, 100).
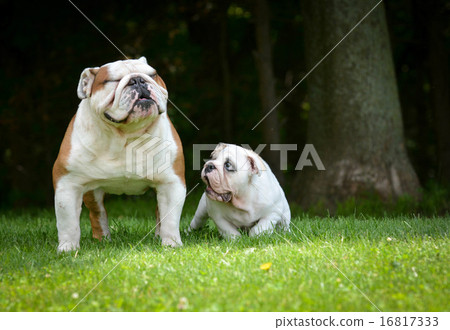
(0, 194, 448, 312)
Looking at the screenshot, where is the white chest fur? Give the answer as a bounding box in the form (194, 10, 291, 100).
(64, 103, 179, 195)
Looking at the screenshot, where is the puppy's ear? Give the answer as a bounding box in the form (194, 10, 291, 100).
(77, 67, 100, 99)
(247, 155, 261, 176)
(210, 142, 228, 159)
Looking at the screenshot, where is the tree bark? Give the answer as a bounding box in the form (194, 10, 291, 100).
(293, 0, 421, 210)
(253, 0, 283, 183)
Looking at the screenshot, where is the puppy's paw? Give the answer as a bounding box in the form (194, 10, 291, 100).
(219, 232, 241, 240)
(161, 236, 183, 247)
(249, 227, 272, 238)
(277, 224, 291, 233)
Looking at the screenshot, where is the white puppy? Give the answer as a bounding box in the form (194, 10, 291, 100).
(189, 143, 290, 238)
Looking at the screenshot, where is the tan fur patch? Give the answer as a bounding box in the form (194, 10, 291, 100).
(83, 191, 104, 240)
(91, 66, 110, 95)
(154, 74, 167, 90)
(52, 115, 76, 189)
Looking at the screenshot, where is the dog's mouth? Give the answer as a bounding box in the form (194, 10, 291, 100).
(104, 96, 158, 124)
(204, 176, 232, 203)
(133, 96, 156, 110)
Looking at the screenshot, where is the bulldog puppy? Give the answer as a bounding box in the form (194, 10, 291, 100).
(189, 143, 290, 238)
(53, 57, 185, 252)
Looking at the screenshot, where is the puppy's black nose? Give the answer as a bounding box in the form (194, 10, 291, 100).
(205, 163, 216, 174)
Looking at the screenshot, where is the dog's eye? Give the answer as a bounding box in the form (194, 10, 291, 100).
(150, 73, 157, 79)
(224, 161, 234, 172)
(103, 80, 120, 84)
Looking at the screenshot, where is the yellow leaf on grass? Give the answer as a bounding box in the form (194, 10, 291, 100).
(260, 262, 272, 271)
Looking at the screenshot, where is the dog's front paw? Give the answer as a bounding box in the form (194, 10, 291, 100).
(219, 231, 241, 240)
(161, 236, 183, 247)
(57, 241, 80, 253)
(249, 226, 272, 238)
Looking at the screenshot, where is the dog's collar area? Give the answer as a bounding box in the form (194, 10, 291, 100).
(104, 112, 127, 124)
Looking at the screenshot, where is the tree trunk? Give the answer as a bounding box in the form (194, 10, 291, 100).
(293, 0, 421, 210)
(253, 0, 283, 183)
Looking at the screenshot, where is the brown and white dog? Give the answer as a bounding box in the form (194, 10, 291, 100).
(53, 57, 185, 252)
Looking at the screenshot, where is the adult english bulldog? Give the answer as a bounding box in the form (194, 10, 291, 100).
(52, 57, 185, 252)
(189, 143, 290, 238)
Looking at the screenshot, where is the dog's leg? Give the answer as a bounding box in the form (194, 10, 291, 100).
(214, 218, 241, 239)
(279, 208, 291, 232)
(83, 189, 110, 241)
(55, 181, 83, 252)
(249, 213, 279, 237)
(189, 193, 209, 230)
(155, 205, 161, 237)
(156, 181, 186, 247)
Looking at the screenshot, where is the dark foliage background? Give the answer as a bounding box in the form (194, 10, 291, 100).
(1, 0, 449, 208)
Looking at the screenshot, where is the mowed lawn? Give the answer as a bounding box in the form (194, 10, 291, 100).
(0, 195, 448, 312)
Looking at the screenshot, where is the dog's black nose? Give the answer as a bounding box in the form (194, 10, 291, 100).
(129, 77, 151, 99)
(128, 77, 146, 86)
(205, 163, 216, 174)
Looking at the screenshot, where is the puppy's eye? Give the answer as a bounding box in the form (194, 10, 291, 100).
(150, 73, 157, 79)
(224, 161, 234, 172)
(103, 80, 120, 84)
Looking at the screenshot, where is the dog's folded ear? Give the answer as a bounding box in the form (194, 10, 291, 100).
(247, 155, 261, 176)
(77, 67, 100, 99)
(210, 142, 228, 159)
(245, 149, 266, 176)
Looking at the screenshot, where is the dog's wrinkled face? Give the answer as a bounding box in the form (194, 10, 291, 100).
(202, 143, 262, 203)
(77, 57, 168, 131)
